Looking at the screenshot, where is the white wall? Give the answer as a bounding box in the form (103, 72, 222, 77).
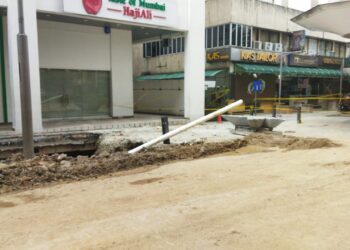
(36, 0, 63, 12)
(111, 28, 134, 117)
(38, 20, 111, 71)
(134, 80, 184, 115)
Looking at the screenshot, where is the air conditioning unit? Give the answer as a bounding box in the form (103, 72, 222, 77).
(253, 41, 262, 50)
(326, 51, 336, 57)
(264, 42, 274, 51)
(274, 43, 283, 52)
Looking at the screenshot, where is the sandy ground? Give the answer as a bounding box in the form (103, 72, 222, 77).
(1, 112, 350, 250)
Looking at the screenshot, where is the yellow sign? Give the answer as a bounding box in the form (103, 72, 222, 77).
(322, 57, 342, 66)
(207, 51, 230, 62)
(240, 50, 278, 63)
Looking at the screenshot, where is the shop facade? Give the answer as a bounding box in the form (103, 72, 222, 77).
(206, 47, 281, 110)
(0, 0, 205, 133)
(205, 47, 347, 110)
(133, 0, 350, 115)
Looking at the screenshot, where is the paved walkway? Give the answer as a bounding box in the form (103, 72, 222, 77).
(0, 114, 187, 137)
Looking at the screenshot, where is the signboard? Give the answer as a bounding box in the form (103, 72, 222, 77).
(320, 57, 342, 67)
(253, 80, 263, 92)
(291, 30, 306, 51)
(63, 0, 179, 28)
(289, 55, 319, 67)
(205, 81, 216, 90)
(228, 48, 281, 64)
(240, 50, 278, 64)
(248, 79, 266, 95)
(207, 48, 231, 62)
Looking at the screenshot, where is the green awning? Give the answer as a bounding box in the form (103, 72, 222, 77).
(136, 70, 223, 81)
(235, 63, 346, 78)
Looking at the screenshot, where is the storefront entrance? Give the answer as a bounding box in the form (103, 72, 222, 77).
(40, 69, 111, 119)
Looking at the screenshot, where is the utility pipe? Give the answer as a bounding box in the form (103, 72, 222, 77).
(128, 99, 243, 154)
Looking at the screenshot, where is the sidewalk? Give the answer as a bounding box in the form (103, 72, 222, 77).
(0, 114, 188, 137)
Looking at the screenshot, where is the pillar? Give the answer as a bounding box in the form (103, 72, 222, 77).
(111, 29, 134, 117)
(184, 0, 205, 120)
(7, 0, 21, 131)
(7, 0, 43, 133)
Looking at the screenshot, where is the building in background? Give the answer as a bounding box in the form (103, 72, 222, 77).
(0, 0, 205, 133)
(134, 0, 350, 115)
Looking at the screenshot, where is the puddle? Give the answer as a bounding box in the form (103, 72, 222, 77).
(130, 177, 165, 185)
(0, 200, 17, 208)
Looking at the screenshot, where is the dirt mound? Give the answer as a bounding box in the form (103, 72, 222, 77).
(0, 140, 247, 194)
(0, 133, 340, 194)
(245, 133, 340, 151)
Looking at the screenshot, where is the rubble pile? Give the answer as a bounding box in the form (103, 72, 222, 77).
(0, 139, 248, 193)
(0, 133, 340, 194)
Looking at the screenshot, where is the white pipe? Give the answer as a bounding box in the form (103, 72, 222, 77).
(128, 99, 243, 154)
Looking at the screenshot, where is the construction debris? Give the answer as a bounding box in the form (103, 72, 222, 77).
(0, 133, 339, 194)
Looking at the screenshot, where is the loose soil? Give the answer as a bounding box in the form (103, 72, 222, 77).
(245, 133, 339, 150)
(0, 133, 339, 194)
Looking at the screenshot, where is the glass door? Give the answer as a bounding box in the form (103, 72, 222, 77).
(41, 69, 111, 120)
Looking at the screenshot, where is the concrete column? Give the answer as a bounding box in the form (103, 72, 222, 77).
(7, 0, 21, 131)
(6, 1, 42, 133)
(111, 29, 134, 117)
(184, 0, 205, 120)
(23, 0, 43, 133)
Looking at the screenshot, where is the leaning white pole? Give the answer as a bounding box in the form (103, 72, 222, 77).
(128, 100, 243, 154)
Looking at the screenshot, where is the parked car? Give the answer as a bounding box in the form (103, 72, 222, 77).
(339, 93, 350, 111)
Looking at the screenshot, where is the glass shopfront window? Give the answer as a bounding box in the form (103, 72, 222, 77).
(334, 43, 340, 57)
(143, 37, 185, 58)
(318, 40, 325, 56)
(40, 69, 111, 119)
(325, 41, 333, 56)
(340, 44, 346, 58)
(237, 25, 242, 47)
(231, 24, 237, 46)
(308, 38, 318, 55)
(213, 26, 218, 47)
(224, 24, 230, 46)
(205, 23, 252, 49)
(219, 25, 224, 47)
(206, 28, 212, 49)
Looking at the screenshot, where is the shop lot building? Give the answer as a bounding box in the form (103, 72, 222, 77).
(0, 0, 205, 133)
(134, 0, 350, 115)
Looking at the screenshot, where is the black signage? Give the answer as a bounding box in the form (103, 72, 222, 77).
(291, 30, 306, 51)
(320, 57, 342, 67)
(289, 55, 343, 69)
(289, 55, 319, 67)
